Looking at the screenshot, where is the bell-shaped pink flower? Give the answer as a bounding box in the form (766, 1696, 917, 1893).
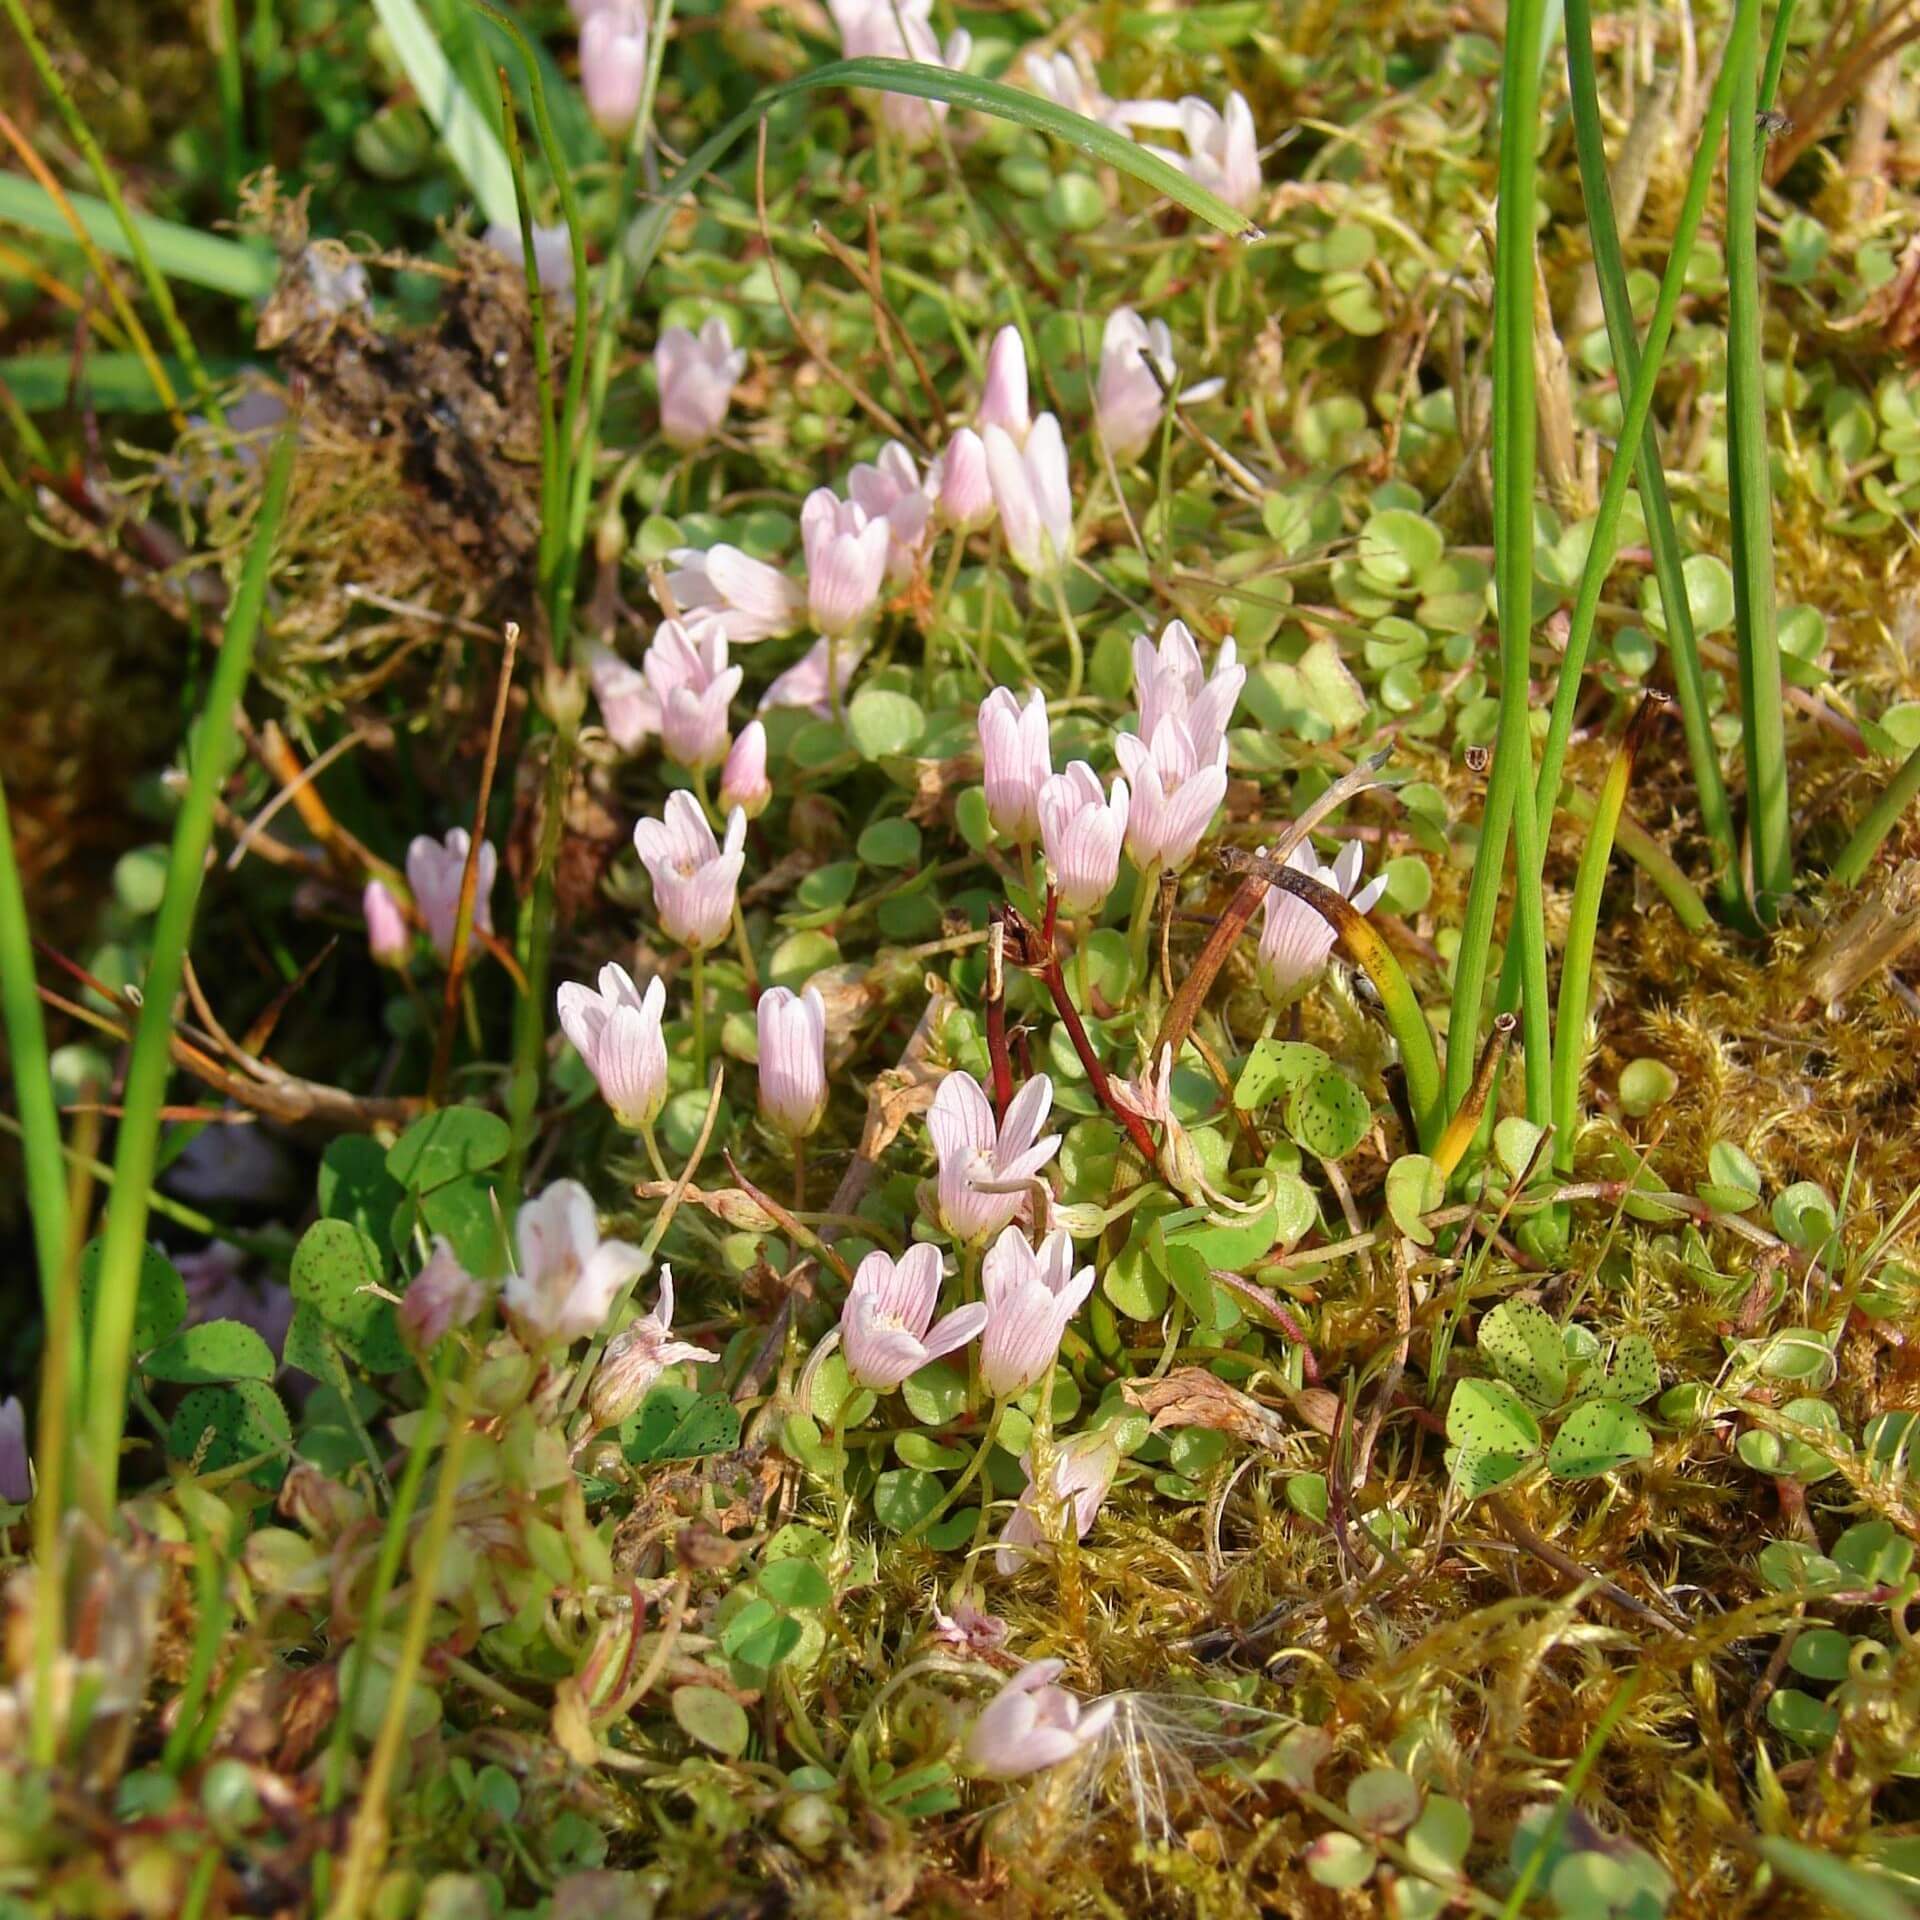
(929, 1070, 1061, 1245)
(978, 1226, 1095, 1399)
(1256, 839, 1386, 1006)
(800, 488, 891, 637)
(932, 427, 995, 533)
(1095, 307, 1176, 464)
(995, 1428, 1123, 1575)
(633, 793, 747, 953)
(660, 545, 805, 645)
(557, 963, 669, 1129)
(0, 1395, 32, 1504)
(930, 1594, 1010, 1654)
(405, 828, 495, 963)
(583, 639, 660, 752)
(655, 317, 746, 449)
(1132, 619, 1243, 765)
(1113, 717, 1228, 875)
(963, 1658, 1117, 1778)
(719, 719, 772, 819)
(840, 1243, 988, 1392)
(586, 1265, 719, 1426)
(643, 612, 741, 772)
(398, 1237, 489, 1352)
(362, 879, 410, 968)
(757, 984, 828, 1139)
(505, 1180, 646, 1347)
(977, 686, 1052, 844)
(984, 413, 1073, 580)
(1024, 47, 1122, 125)
(977, 324, 1031, 443)
(848, 441, 934, 581)
(1119, 91, 1263, 215)
(579, 5, 648, 140)
(1037, 761, 1129, 918)
(759, 636, 870, 718)
(826, 0, 971, 143)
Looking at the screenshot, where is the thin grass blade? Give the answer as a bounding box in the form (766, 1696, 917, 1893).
(372, 0, 519, 229)
(1726, 14, 1792, 919)
(1564, 0, 1743, 922)
(1443, 0, 1554, 1126)
(81, 423, 300, 1519)
(0, 172, 278, 301)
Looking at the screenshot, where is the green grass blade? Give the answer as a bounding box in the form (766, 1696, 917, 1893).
(0, 351, 252, 413)
(1726, 12, 1791, 920)
(372, 0, 519, 230)
(1551, 696, 1663, 1173)
(625, 56, 1259, 295)
(1830, 739, 1920, 889)
(1759, 0, 1800, 113)
(81, 423, 299, 1521)
(1443, 0, 1554, 1127)
(0, 172, 278, 301)
(2, 0, 225, 410)
(1564, 0, 1744, 922)
(0, 772, 69, 1324)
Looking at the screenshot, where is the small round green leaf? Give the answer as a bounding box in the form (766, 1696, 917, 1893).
(385, 1106, 511, 1191)
(143, 1319, 276, 1386)
(673, 1684, 751, 1756)
(167, 1381, 291, 1489)
(1545, 1399, 1653, 1480)
(846, 688, 925, 761)
(1287, 1070, 1371, 1161)
(856, 818, 922, 869)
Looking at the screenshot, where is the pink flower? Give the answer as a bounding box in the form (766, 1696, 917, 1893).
(759, 636, 870, 717)
(827, 0, 971, 143)
(1256, 839, 1386, 1006)
(983, 414, 1073, 579)
(963, 1658, 1117, 1778)
(929, 1071, 1061, 1245)
(586, 1265, 719, 1425)
(1037, 761, 1129, 918)
(633, 792, 747, 952)
(505, 1180, 645, 1346)
(978, 1227, 1095, 1399)
(0, 1396, 29, 1505)
(655, 317, 746, 449)
(847, 441, 934, 581)
(660, 545, 805, 644)
(398, 1237, 489, 1351)
(930, 1595, 1010, 1655)
(583, 639, 660, 752)
(977, 686, 1052, 844)
(406, 828, 495, 963)
(977, 324, 1031, 443)
(1023, 48, 1122, 126)
(557, 963, 669, 1129)
(800, 488, 891, 637)
(482, 219, 573, 303)
(757, 984, 828, 1139)
(931, 427, 995, 533)
(1112, 716, 1227, 874)
(579, 5, 648, 140)
(719, 719, 772, 819)
(362, 879, 410, 967)
(643, 612, 741, 772)
(1132, 619, 1243, 765)
(1118, 91, 1263, 215)
(1096, 308, 1174, 464)
(995, 1428, 1123, 1574)
(840, 1243, 988, 1393)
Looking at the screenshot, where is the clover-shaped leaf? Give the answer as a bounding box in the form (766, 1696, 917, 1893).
(1477, 1302, 1568, 1408)
(1546, 1399, 1653, 1480)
